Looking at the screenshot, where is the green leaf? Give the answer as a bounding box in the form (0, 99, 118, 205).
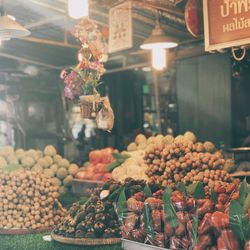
(191, 207, 199, 247)
(143, 184, 152, 198)
(211, 188, 218, 203)
(164, 187, 173, 199)
(229, 200, 250, 242)
(3, 164, 21, 172)
(176, 182, 188, 196)
(117, 158, 125, 164)
(105, 161, 121, 172)
(117, 189, 127, 223)
(187, 183, 198, 195)
(59, 191, 88, 208)
(105, 153, 130, 172)
(239, 178, 249, 206)
(143, 204, 155, 240)
(193, 182, 206, 199)
(108, 187, 122, 202)
(112, 152, 129, 160)
(243, 193, 250, 211)
(78, 197, 90, 205)
(163, 188, 178, 229)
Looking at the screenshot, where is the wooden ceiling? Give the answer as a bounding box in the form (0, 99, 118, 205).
(0, 0, 195, 76)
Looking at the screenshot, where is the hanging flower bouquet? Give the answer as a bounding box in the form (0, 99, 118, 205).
(60, 19, 109, 119)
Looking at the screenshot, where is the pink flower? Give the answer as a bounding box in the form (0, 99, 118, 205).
(89, 61, 102, 71)
(64, 86, 75, 100)
(60, 69, 68, 79)
(64, 70, 78, 87)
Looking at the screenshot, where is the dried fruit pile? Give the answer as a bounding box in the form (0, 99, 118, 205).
(53, 191, 120, 239)
(144, 132, 234, 187)
(0, 169, 65, 230)
(121, 180, 249, 249)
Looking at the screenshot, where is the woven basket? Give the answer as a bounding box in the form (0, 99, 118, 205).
(79, 100, 93, 119)
(79, 95, 101, 119)
(51, 232, 121, 246)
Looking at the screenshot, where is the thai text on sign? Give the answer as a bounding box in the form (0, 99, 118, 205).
(203, 0, 250, 51)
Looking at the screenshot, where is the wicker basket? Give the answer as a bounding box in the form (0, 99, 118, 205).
(79, 100, 93, 119)
(51, 232, 121, 246)
(79, 95, 101, 119)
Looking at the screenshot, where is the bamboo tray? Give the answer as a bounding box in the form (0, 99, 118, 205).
(230, 171, 250, 177)
(227, 147, 250, 153)
(51, 232, 121, 246)
(0, 227, 52, 235)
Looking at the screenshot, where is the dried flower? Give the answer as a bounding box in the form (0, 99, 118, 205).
(61, 18, 108, 101)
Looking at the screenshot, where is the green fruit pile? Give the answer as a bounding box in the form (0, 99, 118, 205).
(0, 145, 80, 194)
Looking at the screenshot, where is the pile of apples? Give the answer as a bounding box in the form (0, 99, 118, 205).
(75, 148, 114, 182)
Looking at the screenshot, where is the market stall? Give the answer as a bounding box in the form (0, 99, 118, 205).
(0, 0, 250, 250)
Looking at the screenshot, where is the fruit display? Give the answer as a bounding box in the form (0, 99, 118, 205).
(75, 148, 114, 182)
(120, 180, 249, 249)
(127, 133, 180, 152)
(101, 178, 151, 200)
(0, 168, 65, 230)
(144, 132, 234, 188)
(0, 145, 79, 194)
(53, 190, 120, 239)
(111, 150, 149, 183)
(53, 178, 152, 240)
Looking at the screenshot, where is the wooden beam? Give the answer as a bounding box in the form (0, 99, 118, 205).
(131, 0, 184, 18)
(18, 36, 80, 49)
(27, 0, 66, 13)
(0, 52, 62, 69)
(105, 62, 148, 74)
(25, 15, 64, 29)
(132, 13, 188, 39)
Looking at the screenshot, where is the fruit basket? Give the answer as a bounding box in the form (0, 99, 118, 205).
(71, 179, 104, 196)
(51, 232, 120, 246)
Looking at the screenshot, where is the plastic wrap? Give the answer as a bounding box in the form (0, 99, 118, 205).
(118, 181, 249, 250)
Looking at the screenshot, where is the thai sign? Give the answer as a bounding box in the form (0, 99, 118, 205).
(203, 0, 250, 51)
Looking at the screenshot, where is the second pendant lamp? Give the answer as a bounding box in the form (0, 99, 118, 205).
(141, 17, 178, 71)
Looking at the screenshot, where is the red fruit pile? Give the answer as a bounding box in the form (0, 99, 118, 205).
(75, 148, 114, 182)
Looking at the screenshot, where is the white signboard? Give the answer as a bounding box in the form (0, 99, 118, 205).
(109, 1, 133, 53)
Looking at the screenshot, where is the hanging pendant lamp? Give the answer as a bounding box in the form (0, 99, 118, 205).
(0, 15, 30, 40)
(140, 18, 178, 50)
(0, 0, 30, 40)
(140, 16, 178, 70)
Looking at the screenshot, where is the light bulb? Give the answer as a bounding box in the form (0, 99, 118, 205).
(152, 47, 166, 71)
(68, 0, 89, 19)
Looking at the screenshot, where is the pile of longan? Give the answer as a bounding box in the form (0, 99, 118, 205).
(0, 169, 65, 230)
(144, 140, 232, 188)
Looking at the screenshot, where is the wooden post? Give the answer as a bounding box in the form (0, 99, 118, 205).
(153, 70, 162, 134)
